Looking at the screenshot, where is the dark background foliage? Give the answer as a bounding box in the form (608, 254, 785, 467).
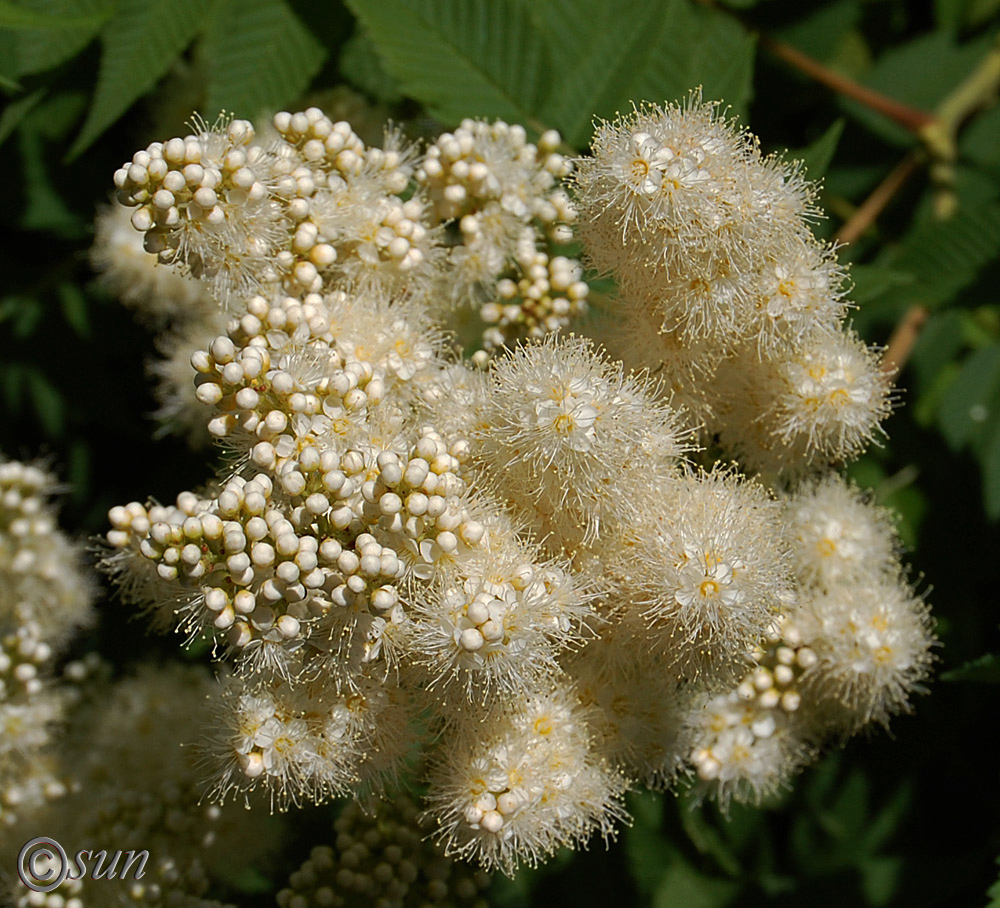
(1, 0, 999, 905)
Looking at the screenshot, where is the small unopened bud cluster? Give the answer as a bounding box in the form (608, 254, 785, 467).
(481, 240, 589, 350)
(686, 622, 818, 807)
(416, 119, 584, 348)
(277, 796, 490, 908)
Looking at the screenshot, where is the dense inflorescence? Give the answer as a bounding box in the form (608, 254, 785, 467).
(94, 96, 936, 877)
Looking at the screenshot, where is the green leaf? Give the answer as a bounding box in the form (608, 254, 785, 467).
(941, 652, 1000, 682)
(979, 418, 1000, 518)
(201, 0, 326, 120)
(530, 0, 754, 148)
(627, 0, 755, 123)
(18, 107, 85, 234)
(57, 281, 90, 338)
(845, 263, 913, 304)
(677, 800, 741, 877)
(967, 0, 1000, 26)
(26, 366, 64, 437)
(909, 310, 965, 395)
(879, 198, 1000, 310)
(67, 437, 90, 505)
(934, 0, 969, 30)
(11, 0, 111, 78)
(651, 860, 739, 908)
(68, 0, 213, 158)
(960, 103, 1000, 175)
(937, 344, 1000, 451)
(987, 855, 1000, 907)
(1, 360, 26, 415)
(344, 0, 547, 127)
(777, 0, 862, 63)
(0, 295, 43, 336)
(793, 118, 845, 181)
(624, 791, 670, 898)
(958, 651, 1000, 682)
(859, 855, 903, 907)
(0, 86, 45, 146)
(340, 29, 403, 105)
(843, 31, 995, 147)
(0, 0, 103, 27)
(909, 311, 965, 426)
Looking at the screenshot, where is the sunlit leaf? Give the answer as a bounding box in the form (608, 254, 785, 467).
(68, 0, 212, 157)
(201, 0, 326, 120)
(345, 0, 547, 127)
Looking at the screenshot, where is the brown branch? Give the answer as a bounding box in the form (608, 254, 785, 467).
(834, 153, 921, 245)
(881, 305, 929, 376)
(759, 35, 936, 133)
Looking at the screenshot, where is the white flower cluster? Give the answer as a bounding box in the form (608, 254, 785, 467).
(0, 457, 95, 826)
(0, 664, 276, 908)
(98, 98, 935, 877)
(575, 93, 892, 474)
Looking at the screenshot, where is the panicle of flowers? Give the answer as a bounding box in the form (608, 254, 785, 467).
(95, 95, 937, 874)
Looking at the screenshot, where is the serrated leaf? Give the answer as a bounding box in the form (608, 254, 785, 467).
(777, 0, 862, 63)
(845, 264, 913, 304)
(529, 0, 754, 148)
(941, 652, 1000, 681)
(68, 0, 213, 158)
(11, 0, 111, 78)
(842, 31, 995, 147)
(937, 344, 1000, 450)
(880, 198, 1000, 309)
(201, 0, 326, 120)
(340, 29, 403, 105)
(793, 118, 845, 181)
(345, 0, 547, 128)
(630, 0, 755, 122)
